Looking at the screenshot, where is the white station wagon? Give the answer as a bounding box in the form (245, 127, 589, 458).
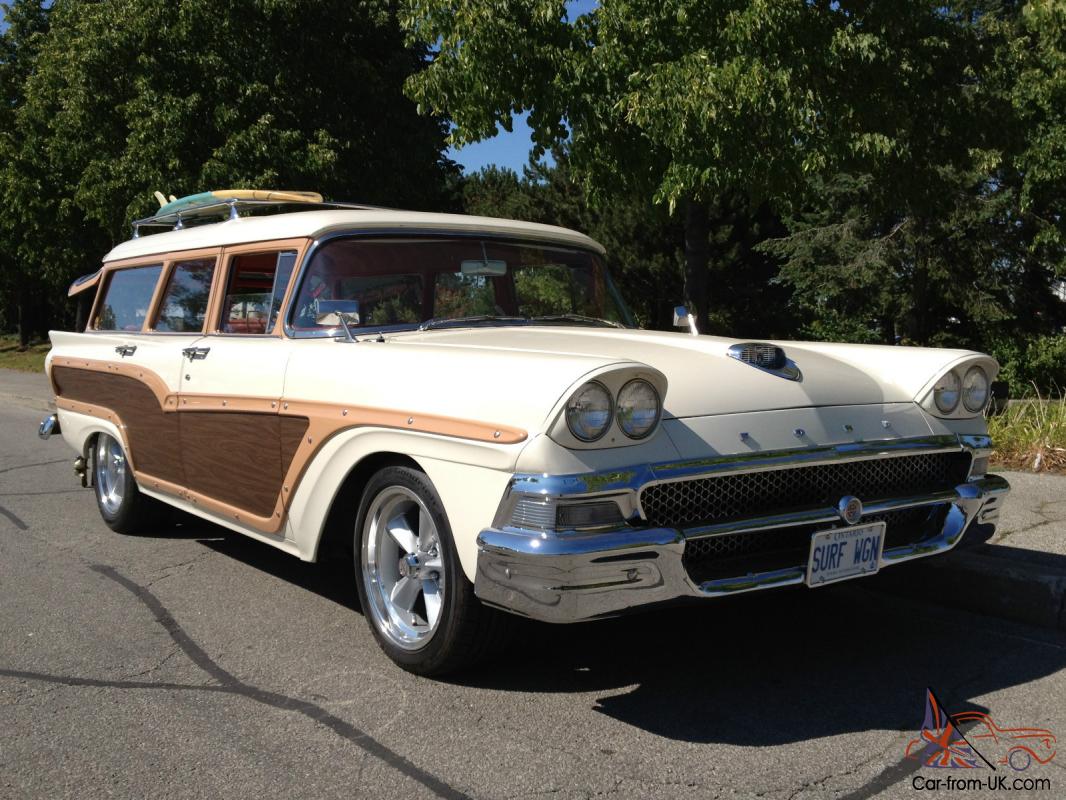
(40, 190, 1010, 674)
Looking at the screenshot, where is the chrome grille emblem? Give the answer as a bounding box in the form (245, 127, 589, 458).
(838, 496, 864, 525)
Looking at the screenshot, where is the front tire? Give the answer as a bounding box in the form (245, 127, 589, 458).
(353, 465, 506, 676)
(92, 433, 168, 534)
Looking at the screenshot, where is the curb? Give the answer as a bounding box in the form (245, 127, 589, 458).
(875, 545, 1066, 631)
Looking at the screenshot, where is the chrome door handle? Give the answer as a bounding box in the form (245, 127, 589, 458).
(181, 346, 211, 361)
(114, 344, 137, 358)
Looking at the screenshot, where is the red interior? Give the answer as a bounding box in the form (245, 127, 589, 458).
(223, 253, 277, 334)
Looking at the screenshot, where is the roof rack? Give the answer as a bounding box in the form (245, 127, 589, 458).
(130, 190, 387, 238)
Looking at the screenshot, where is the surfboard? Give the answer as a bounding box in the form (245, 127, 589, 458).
(155, 189, 324, 218)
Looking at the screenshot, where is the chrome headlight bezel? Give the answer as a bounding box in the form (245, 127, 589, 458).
(962, 366, 990, 413)
(933, 370, 962, 415)
(565, 380, 614, 442)
(918, 356, 999, 420)
(616, 379, 662, 440)
(548, 367, 668, 449)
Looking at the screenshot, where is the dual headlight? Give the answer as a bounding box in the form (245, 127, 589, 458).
(565, 379, 662, 442)
(933, 366, 990, 415)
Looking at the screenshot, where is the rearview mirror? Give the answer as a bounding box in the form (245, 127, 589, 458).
(460, 259, 507, 277)
(315, 299, 360, 327)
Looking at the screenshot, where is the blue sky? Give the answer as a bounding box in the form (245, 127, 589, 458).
(447, 0, 599, 174)
(1, 0, 598, 174)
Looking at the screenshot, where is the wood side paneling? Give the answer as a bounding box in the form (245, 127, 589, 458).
(52, 366, 185, 485)
(180, 412, 290, 517)
(51, 359, 525, 535)
(279, 416, 309, 475)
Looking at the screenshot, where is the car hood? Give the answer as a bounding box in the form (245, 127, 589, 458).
(393, 326, 985, 419)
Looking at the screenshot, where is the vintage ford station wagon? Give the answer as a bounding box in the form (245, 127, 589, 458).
(40, 191, 1010, 674)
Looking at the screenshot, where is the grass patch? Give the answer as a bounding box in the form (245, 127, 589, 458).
(0, 334, 50, 373)
(988, 388, 1066, 473)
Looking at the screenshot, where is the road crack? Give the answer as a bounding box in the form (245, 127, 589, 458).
(145, 550, 216, 587)
(0, 458, 70, 476)
(0, 564, 472, 800)
(121, 646, 181, 680)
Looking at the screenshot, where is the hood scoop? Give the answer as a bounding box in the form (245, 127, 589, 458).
(727, 342, 802, 382)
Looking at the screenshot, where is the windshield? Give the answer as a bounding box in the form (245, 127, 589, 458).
(288, 236, 634, 334)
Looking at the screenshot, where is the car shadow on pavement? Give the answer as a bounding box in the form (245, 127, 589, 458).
(169, 518, 1066, 748)
(456, 583, 1066, 748)
(182, 520, 362, 612)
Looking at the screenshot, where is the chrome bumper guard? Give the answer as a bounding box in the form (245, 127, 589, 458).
(38, 413, 60, 440)
(475, 435, 1009, 623)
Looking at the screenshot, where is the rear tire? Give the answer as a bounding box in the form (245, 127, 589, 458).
(92, 433, 170, 534)
(353, 465, 508, 676)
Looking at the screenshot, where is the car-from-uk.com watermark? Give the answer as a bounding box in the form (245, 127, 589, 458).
(905, 688, 1055, 791)
(912, 775, 1051, 792)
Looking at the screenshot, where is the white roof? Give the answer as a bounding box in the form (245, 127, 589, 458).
(104, 209, 606, 262)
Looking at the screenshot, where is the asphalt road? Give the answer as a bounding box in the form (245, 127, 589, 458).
(3, 399, 1066, 799)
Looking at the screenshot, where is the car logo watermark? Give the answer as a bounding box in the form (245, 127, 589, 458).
(903, 688, 1056, 791)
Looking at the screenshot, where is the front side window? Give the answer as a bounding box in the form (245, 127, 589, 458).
(221, 251, 297, 334)
(94, 264, 163, 331)
(289, 237, 633, 334)
(153, 258, 216, 333)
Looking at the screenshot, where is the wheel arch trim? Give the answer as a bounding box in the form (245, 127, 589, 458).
(287, 427, 520, 579)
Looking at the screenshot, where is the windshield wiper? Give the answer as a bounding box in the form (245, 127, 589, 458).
(419, 314, 526, 331)
(528, 314, 623, 328)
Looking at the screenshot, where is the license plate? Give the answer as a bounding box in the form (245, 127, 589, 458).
(806, 521, 886, 587)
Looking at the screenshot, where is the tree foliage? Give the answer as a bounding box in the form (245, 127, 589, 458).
(1, 0, 1064, 396)
(0, 0, 50, 344)
(0, 0, 455, 341)
(403, 1, 1024, 332)
(1011, 0, 1066, 271)
(409, 0, 1066, 388)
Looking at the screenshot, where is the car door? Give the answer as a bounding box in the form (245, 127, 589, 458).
(129, 251, 222, 485)
(177, 243, 306, 526)
(50, 256, 214, 488)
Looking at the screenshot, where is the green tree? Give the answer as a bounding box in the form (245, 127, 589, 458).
(1011, 0, 1066, 273)
(0, 0, 50, 346)
(762, 3, 1066, 356)
(2, 0, 456, 337)
(403, 0, 997, 333)
(461, 154, 686, 328)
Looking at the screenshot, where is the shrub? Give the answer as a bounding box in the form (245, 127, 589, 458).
(987, 334, 1066, 397)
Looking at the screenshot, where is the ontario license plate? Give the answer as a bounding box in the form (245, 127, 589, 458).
(806, 521, 886, 587)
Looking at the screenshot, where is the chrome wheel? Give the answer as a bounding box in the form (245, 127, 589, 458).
(94, 434, 127, 516)
(360, 486, 445, 651)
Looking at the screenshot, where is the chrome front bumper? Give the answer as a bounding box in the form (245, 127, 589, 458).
(475, 471, 1010, 624)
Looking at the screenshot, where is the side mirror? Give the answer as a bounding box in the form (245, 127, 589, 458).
(673, 305, 699, 336)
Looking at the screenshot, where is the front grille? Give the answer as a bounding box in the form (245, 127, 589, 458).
(640, 451, 971, 530)
(683, 504, 949, 584)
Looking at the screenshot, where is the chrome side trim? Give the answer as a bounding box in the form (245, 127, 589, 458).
(958, 433, 993, 457)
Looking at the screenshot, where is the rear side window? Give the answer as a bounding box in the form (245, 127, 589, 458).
(94, 265, 163, 331)
(220, 251, 297, 334)
(154, 258, 216, 333)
